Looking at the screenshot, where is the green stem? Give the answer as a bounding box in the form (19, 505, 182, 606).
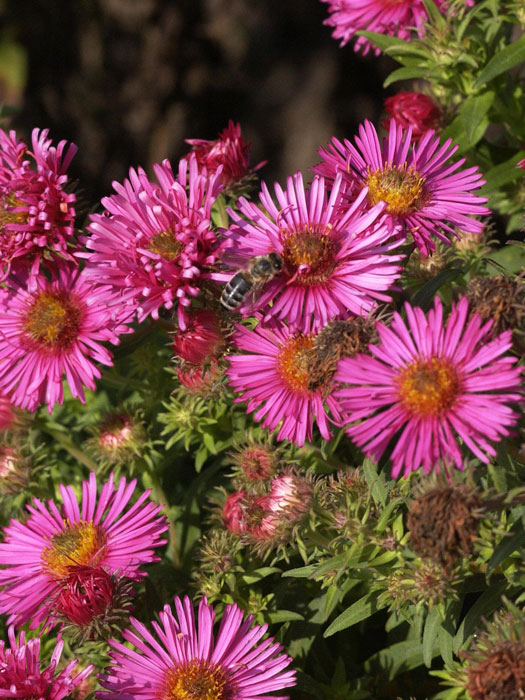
(41, 426, 99, 471)
(146, 466, 180, 568)
(100, 370, 149, 392)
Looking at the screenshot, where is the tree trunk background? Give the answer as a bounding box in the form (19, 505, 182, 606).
(3, 0, 394, 203)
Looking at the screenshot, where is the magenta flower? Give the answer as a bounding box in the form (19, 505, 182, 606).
(383, 92, 442, 141)
(0, 127, 77, 280)
(83, 154, 223, 327)
(314, 119, 490, 255)
(98, 595, 296, 699)
(186, 120, 265, 187)
(335, 296, 523, 478)
(0, 471, 168, 628)
(227, 320, 342, 447)
(220, 171, 403, 331)
(0, 263, 134, 413)
(320, 0, 448, 54)
(0, 626, 93, 700)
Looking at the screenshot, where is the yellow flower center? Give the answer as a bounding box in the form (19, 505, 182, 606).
(23, 292, 83, 351)
(366, 165, 427, 217)
(276, 335, 316, 392)
(42, 521, 106, 579)
(0, 193, 28, 233)
(397, 357, 459, 416)
(147, 230, 184, 260)
(163, 660, 233, 700)
(281, 227, 338, 286)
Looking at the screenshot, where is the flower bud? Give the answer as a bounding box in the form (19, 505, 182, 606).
(384, 92, 442, 140)
(172, 309, 226, 366)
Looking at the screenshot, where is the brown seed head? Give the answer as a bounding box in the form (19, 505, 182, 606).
(466, 275, 525, 343)
(465, 641, 525, 700)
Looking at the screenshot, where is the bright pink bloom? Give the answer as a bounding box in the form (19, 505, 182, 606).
(83, 155, 223, 327)
(186, 120, 265, 187)
(0, 127, 77, 280)
(0, 626, 93, 700)
(517, 158, 525, 170)
(0, 471, 168, 628)
(172, 309, 226, 365)
(335, 296, 523, 478)
(227, 320, 342, 447)
(98, 595, 296, 699)
(384, 92, 442, 140)
(320, 0, 448, 54)
(314, 119, 490, 255)
(220, 171, 403, 331)
(0, 263, 134, 413)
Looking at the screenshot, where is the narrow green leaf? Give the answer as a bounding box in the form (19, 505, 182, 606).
(421, 0, 446, 28)
(454, 581, 507, 651)
(362, 458, 387, 506)
(365, 639, 437, 680)
(411, 268, 464, 311)
(324, 592, 384, 637)
(487, 525, 525, 572)
(267, 610, 304, 623)
(481, 151, 525, 192)
(460, 91, 494, 145)
(242, 567, 281, 584)
(356, 30, 411, 53)
(423, 607, 441, 668)
(384, 66, 433, 88)
(474, 34, 525, 87)
(438, 623, 454, 666)
(282, 564, 317, 578)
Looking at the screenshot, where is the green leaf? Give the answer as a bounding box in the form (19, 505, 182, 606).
(242, 567, 281, 584)
(475, 34, 525, 87)
(356, 30, 411, 53)
(481, 151, 525, 192)
(421, 0, 446, 28)
(362, 458, 387, 506)
(324, 592, 384, 637)
(454, 581, 507, 651)
(282, 564, 317, 578)
(364, 639, 437, 680)
(384, 66, 434, 88)
(438, 622, 454, 666)
(487, 525, 525, 572)
(460, 91, 494, 145)
(267, 610, 304, 623)
(423, 607, 441, 668)
(410, 268, 464, 311)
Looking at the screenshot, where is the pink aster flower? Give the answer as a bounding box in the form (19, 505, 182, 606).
(335, 296, 523, 478)
(83, 154, 223, 327)
(220, 171, 403, 332)
(98, 595, 296, 699)
(0, 392, 15, 430)
(0, 471, 168, 628)
(186, 120, 265, 188)
(314, 119, 490, 255)
(0, 127, 77, 281)
(0, 626, 93, 700)
(0, 263, 134, 413)
(172, 309, 226, 365)
(227, 320, 342, 446)
(321, 0, 448, 54)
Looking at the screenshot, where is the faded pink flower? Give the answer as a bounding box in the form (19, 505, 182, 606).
(335, 296, 523, 478)
(0, 127, 77, 281)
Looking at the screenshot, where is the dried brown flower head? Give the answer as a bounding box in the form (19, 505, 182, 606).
(465, 640, 525, 700)
(306, 317, 379, 392)
(407, 482, 484, 568)
(466, 275, 525, 345)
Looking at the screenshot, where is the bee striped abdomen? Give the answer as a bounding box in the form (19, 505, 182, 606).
(221, 273, 253, 310)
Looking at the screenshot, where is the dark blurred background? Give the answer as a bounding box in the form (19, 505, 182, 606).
(0, 0, 394, 203)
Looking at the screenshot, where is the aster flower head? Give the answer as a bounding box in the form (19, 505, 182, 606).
(221, 170, 403, 332)
(186, 120, 265, 189)
(0, 263, 134, 413)
(0, 127, 77, 280)
(383, 92, 442, 140)
(0, 626, 93, 700)
(320, 0, 447, 55)
(314, 119, 490, 255)
(227, 319, 343, 447)
(98, 595, 296, 699)
(84, 154, 223, 327)
(335, 295, 523, 478)
(0, 470, 168, 628)
(172, 308, 227, 365)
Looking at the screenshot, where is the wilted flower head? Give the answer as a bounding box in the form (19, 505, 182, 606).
(0, 471, 168, 628)
(0, 263, 134, 413)
(384, 92, 442, 140)
(172, 308, 227, 365)
(0, 127, 77, 280)
(314, 119, 490, 255)
(0, 625, 93, 700)
(0, 445, 31, 495)
(98, 595, 296, 699)
(335, 296, 523, 478)
(466, 274, 525, 346)
(83, 154, 223, 327)
(186, 120, 264, 188)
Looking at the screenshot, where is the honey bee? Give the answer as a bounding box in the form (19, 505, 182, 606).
(220, 253, 283, 311)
